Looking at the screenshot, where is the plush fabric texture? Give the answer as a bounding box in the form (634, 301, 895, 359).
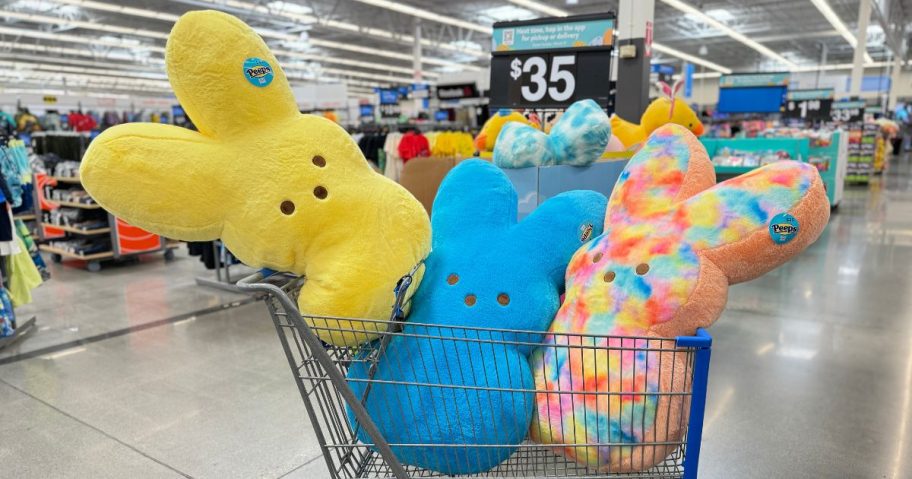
(494, 99, 611, 168)
(611, 98, 704, 149)
(346, 160, 607, 474)
(79, 11, 431, 346)
(529, 124, 830, 472)
(474, 110, 539, 158)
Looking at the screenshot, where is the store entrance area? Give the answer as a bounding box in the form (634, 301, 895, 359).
(0, 156, 908, 478)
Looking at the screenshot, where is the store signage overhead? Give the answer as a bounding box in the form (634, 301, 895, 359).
(719, 72, 790, 88)
(489, 12, 615, 109)
(436, 83, 479, 100)
(782, 89, 834, 121)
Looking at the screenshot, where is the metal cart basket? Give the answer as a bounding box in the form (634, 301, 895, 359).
(238, 272, 712, 479)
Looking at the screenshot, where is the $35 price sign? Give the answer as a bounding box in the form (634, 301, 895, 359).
(509, 54, 578, 104)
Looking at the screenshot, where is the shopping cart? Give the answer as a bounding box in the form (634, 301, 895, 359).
(237, 271, 712, 479)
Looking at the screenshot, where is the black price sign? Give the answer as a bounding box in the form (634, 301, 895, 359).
(507, 54, 578, 105)
(782, 99, 832, 121)
(489, 13, 615, 109)
(830, 103, 865, 123)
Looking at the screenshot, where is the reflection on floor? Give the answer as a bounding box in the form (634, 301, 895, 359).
(3, 157, 912, 478)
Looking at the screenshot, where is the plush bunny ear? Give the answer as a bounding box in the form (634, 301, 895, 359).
(683, 161, 830, 284)
(166, 10, 299, 139)
(515, 190, 607, 284)
(431, 160, 517, 246)
(80, 123, 228, 240)
(607, 124, 715, 222)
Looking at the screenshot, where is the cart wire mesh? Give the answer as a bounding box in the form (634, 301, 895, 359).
(238, 272, 712, 479)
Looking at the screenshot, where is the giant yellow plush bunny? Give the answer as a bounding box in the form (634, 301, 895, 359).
(80, 11, 431, 346)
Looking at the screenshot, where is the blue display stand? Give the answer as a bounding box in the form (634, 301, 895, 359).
(502, 161, 629, 219)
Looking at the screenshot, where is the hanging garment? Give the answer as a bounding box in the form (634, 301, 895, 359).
(397, 131, 430, 163)
(6, 234, 41, 307)
(383, 132, 404, 181)
(0, 287, 14, 337)
(15, 220, 48, 280)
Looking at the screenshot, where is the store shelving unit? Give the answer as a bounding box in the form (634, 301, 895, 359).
(31, 132, 177, 271)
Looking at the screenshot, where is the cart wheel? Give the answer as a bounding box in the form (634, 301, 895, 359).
(163, 249, 176, 261)
(51, 253, 62, 263)
(87, 261, 102, 272)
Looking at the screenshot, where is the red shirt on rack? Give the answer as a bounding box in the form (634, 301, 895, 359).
(397, 131, 430, 163)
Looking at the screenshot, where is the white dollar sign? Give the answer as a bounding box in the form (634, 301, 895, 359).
(510, 58, 522, 80)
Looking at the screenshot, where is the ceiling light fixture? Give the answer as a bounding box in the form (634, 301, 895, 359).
(51, 0, 180, 21)
(808, 0, 874, 64)
(660, 0, 798, 69)
(0, 10, 169, 39)
(350, 0, 492, 34)
(506, 0, 572, 18)
(0, 25, 164, 52)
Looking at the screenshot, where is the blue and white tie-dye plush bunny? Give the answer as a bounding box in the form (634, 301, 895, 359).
(493, 99, 611, 168)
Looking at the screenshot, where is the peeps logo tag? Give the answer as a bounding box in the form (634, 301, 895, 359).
(579, 223, 593, 242)
(769, 213, 799, 244)
(243, 58, 274, 87)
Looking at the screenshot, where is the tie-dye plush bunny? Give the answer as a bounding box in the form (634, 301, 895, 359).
(493, 99, 611, 168)
(346, 160, 607, 474)
(529, 124, 830, 472)
(79, 11, 430, 347)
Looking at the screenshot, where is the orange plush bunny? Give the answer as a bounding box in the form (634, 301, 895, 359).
(530, 124, 830, 472)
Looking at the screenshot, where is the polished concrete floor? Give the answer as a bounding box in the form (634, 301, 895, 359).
(2, 158, 912, 478)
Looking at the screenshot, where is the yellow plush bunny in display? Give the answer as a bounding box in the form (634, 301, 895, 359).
(80, 10, 431, 346)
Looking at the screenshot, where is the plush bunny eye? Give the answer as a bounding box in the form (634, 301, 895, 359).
(497, 293, 510, 306)
(447, 274, 459, 285)
(313, 186, 328, 199)
(312, 155, 326, 167)
(592, 252, 603, 263)
(280, 200, 295, 215)
(603, 271, 615, 283)
(464, 294, 477, 307)
(636, 263, 650, 275)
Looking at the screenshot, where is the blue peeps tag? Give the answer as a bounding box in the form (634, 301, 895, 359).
(243, 58, 274, 87)
(769, 212, 799, 244)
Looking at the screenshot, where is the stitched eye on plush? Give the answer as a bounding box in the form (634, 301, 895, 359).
(447, 273, 459, 285)
(464, 294, 477, 307)
(603, 271, 616, 283)
(312, 155, 326, 167)
(280, 200, 295, 215)
(636, 263, 650, 275)
(497, 293, 510, 306)
(313, 186, 328, 199)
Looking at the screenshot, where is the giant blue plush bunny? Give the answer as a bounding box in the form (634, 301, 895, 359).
(345, 160, 607, 474)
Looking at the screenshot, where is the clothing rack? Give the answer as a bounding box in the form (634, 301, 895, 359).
(30, 132, 178, 271)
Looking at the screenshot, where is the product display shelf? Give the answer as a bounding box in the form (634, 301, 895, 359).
(31, 132, 177, 271)
(701, 135, 845, 207)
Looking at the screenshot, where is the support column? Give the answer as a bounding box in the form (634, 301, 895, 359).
(413, 20, 422, 83)
(888, 55, 902, 111)
(849, 0, 872, 98)
(615, 0, 654, 120)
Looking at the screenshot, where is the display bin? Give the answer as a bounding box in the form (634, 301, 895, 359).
(503, 160, 630, 220)
(237, 271, 713, 479)
(701, 136, 845, 208)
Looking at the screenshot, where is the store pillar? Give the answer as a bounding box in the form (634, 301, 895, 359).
(849, 0, 872, 97)
(413, 20, 422, 82)
(615, 0, 654, 120)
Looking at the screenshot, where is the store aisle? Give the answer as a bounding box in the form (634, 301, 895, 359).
(1, 249, 251, 362)
(0, 158, 910, 478)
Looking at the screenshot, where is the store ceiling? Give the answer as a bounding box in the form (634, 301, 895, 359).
(0, 0, 909, 99)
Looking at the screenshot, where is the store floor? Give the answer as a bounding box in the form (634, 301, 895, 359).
(2, 158, 912, 478)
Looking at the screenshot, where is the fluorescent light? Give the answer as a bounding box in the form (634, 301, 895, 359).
(51, 0, 179, 21)
(350, 0, 491, 34)
(43, 0, 478, 71)
(0, 9, 168, 39)
(661, 0, 797, 69)
(507, 0, 571, 18)
(808, 0, 874, 64)
(0, 25, 164, 52)
(479, 5, 537, 23)
(652, 43, 732, 74)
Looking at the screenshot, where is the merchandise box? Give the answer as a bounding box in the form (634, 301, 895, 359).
(503, 161, 629, 219)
